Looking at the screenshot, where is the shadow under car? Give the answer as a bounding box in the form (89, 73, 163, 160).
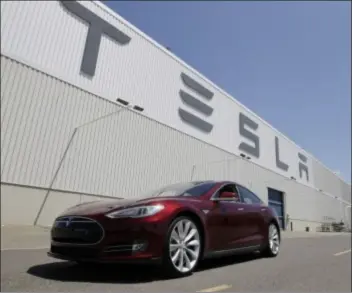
(27, 253, 262, 284)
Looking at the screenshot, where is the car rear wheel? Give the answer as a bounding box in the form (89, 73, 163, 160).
(162, 216, 202, 277)
(262, 223, 280, 257)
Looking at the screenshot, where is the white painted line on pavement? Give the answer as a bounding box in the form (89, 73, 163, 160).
(197, 284, 232, 292)
(334, 249, 351, 256)
(1, 246, 49, 251)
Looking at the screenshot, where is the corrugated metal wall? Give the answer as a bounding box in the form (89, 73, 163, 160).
(0, 0, 334, 190)
(1, 56, 123, 189)
(339, 178, 352, 204)
(312, 159, 347, 200)
(1, 56, 234, 196)
(1, 0, 350, 227)
(2, 0, 350, 194)
(1, 55, 345, 224)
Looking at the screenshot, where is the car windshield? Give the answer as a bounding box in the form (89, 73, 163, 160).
(140, 181, 216, 198)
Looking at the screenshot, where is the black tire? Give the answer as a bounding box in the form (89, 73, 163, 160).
(161, 216, 202, 278)
(262, 223, 280, 258)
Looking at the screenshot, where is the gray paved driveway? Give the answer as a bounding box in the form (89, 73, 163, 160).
(1, 228, 351, 292)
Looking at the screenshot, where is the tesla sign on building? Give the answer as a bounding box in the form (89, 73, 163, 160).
(60, 0, 311, 183)
(0, 0, 350, 229)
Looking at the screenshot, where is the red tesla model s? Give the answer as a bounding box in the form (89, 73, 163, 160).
(48, 180, 281, 277)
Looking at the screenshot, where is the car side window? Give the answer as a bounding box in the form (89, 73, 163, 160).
(237, 185, 263, 205)
(185, 183, 217, 197)
(216, 184, 240, 202)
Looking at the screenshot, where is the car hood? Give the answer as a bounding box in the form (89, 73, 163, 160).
(58, 197, 179, 217)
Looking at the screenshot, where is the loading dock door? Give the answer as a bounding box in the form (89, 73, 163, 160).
(268, 188, 285, 229)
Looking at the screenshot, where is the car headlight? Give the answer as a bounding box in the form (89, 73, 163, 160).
(105, 204, 164, 219)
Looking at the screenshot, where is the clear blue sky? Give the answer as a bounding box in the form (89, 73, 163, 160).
(106, 1, 351, 183)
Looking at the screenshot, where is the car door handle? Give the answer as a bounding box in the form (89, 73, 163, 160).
(237, 208, 244, 211)
(261, 208, 266, 211)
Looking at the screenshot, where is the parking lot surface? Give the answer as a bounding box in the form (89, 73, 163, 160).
(1, 227, 352, 292)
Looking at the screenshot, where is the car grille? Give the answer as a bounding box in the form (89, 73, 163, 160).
(51, 216, 104, 245)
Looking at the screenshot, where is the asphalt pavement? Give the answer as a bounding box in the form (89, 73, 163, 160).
(1, 226, 352, 292)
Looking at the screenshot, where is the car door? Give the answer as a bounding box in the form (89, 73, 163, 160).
(236, 185, 267, 246)
(224, 197, 250, 249)
(207, 184, 241, 251)
(207, 184, 247, 251)
(206, 197, 233, 251)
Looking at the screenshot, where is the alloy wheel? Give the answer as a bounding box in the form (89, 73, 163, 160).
(169, 219, 201, 273)
(268, 224, 280, 255)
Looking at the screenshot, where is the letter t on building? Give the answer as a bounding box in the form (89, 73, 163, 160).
(60, 1, 131, 77)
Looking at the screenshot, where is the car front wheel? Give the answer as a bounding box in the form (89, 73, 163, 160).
(162, 216, 202, 277)
(262, 223, 280, 257)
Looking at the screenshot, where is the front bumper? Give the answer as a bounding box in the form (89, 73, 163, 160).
(47, 251, 161, 265)
(49, 215, 167, 263)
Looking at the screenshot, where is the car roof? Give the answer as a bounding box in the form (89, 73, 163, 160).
(190, 180, 239, 187)
(190, 180, 232, 184)
(190, 180, 216, 185)
(187, 180, 248, 188)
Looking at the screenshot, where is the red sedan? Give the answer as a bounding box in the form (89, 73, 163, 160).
(48, 180, 281, 277)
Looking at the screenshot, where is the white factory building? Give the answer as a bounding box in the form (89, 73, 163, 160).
(1, 0, 351, 230)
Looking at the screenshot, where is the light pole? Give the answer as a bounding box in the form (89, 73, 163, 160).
(33, 98, 144, 226)
(190, 165, 196, 181)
